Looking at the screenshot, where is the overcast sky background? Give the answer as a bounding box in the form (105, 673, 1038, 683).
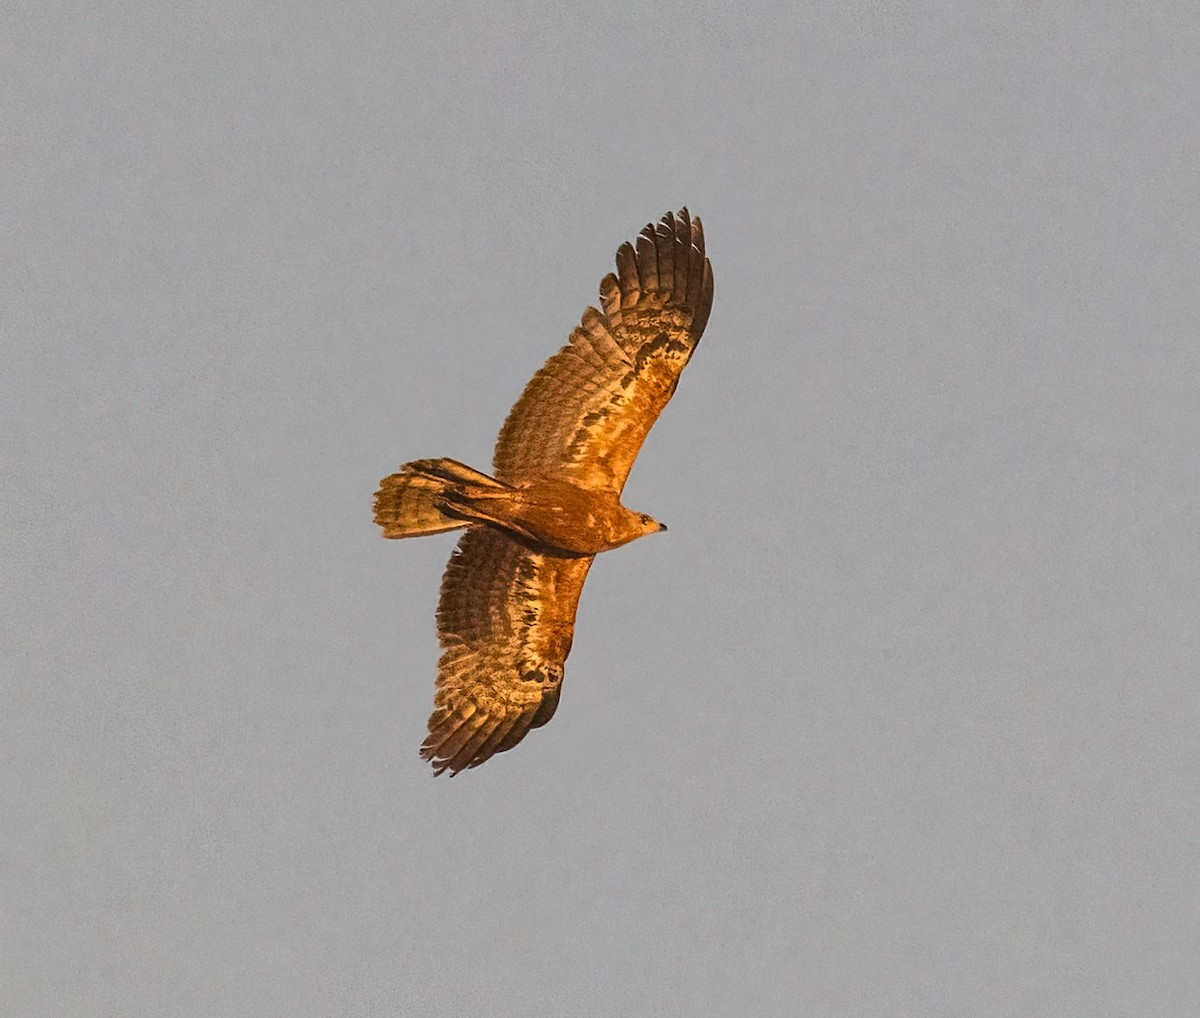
(5, 3, 1199, 1015)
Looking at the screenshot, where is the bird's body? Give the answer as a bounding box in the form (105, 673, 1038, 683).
(377, 460, 663, 555)
(374, 209, 713, 774)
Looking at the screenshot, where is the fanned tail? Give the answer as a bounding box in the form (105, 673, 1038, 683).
(373, 458, 509, 539)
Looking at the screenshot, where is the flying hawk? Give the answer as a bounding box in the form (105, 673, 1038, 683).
(374, 209, 713, 774)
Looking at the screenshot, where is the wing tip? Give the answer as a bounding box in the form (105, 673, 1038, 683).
(420, 691, 543, 776)
(600, 208, 711, 324)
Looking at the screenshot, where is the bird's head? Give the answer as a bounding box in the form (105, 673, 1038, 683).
(638, 512, 668, 536)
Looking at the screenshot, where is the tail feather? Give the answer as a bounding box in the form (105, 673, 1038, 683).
(373, 458, 509, 539)
(403, 458, 506, 490)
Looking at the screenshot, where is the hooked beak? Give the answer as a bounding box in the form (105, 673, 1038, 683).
(658, 522, 668, 532)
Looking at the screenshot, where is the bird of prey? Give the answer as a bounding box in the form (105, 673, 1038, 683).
(374, 209, 713, 774)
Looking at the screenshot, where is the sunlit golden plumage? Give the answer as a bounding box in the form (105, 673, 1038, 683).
(374, 210, 713, 774)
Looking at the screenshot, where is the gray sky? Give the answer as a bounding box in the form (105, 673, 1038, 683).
(5, 3, 1199, 1015)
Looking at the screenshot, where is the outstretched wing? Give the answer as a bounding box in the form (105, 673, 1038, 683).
(492, 209, 714, 494)
(422, 527, 594, 774)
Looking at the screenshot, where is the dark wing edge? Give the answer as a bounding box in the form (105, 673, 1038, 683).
(492, 209, 714, 492)
(421, 527, 594, 775)
(599, 207, 714, 353)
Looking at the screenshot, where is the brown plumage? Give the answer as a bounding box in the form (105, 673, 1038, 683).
(374, 209, 714, 774)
